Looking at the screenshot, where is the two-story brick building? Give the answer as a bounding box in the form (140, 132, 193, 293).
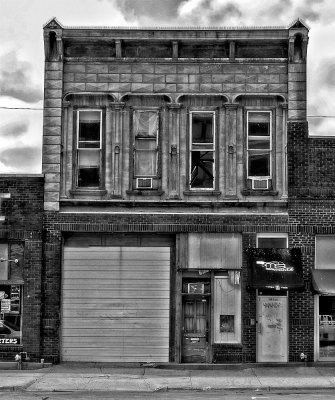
(40, 17, 310, 364)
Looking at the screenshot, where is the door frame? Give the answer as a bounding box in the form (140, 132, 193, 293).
(314, 294, 335, 361)
(256, 289, 288, 363)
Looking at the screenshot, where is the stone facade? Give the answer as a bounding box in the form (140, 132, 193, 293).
(20, 17, 322, 364)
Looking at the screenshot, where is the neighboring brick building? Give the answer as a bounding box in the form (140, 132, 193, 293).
(40, 17, 312, 364)
(0, 175, 44, 361)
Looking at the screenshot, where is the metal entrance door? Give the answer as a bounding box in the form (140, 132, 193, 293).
(257, 294, 288, 362)
(181, 297, 210, 363)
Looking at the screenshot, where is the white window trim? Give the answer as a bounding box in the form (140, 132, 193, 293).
(76, 109, 102, 188)
(189, 110, 216, 190)
(315, 235, 335, 270)
(247, 110, 272, 180)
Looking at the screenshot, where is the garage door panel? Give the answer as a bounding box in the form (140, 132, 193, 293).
(62, 290, 169, 300)
(63, 309, 170, 318)
(63, 280, 169, 290)
(62, 245, 170, 362)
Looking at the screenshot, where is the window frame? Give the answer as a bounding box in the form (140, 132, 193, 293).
(132, 108, 159, 179)
(246, 110, 273, 180)
(189, 110, 216, 191)
(75, 109, 103, 189)
(315, 235, 335, 270)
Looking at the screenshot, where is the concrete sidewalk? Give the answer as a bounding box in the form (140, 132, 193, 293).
(2, 363, 335, 392)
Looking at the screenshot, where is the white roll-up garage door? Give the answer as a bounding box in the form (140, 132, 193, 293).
(61, 246, 170, 362)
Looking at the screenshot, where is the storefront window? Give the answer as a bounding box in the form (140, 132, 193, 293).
(0, 285, 22, 345)
(319, 296, 335, 359)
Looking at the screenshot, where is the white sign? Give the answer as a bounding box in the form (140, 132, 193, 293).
(1, 299, 11, 312)
(256, 260, 294, 272)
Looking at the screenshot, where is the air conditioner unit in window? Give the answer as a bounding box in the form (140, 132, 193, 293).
(187, 283, 205, 294)
(136, 178, 153, 189)
(251, 178, 269, 190)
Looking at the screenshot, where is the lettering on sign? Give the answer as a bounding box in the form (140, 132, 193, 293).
(0, 338, 18, 344)
(256, 260, 294, 272)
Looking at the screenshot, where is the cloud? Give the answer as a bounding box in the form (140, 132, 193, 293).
(0, 51, 43, 103)
(0, 121, 28, 138)
(0, 146, 41, 171)
(116, 0, 185, 24)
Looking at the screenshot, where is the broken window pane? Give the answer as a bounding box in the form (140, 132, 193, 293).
(191, 151, 214, 188)
(190, 112, 215, 189)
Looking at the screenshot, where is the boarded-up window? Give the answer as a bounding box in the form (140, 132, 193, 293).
(187, 233, 242, 269)
(214, 275, 241, 343)
(133, 110, 159, 177)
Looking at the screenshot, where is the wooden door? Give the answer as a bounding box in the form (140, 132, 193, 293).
(257, 295, 288, 362)
(181, 296, 210, 363)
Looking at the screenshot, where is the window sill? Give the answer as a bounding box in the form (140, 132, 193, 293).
(70, 189, 107, 197)
(241, 189, 278, 196)
(184, 190, 221, 196)
(126, 189, 164, 196)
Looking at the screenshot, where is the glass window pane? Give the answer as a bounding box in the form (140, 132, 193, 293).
(192, 114, 213, 144)
(248, 153, 270, 176)
(248, 122, 270, 136)
(78, 167, 100, 187)
(135, 150, 156, 176)
(191, 151, 214, 189)
(79, 111, 101, 142)
(78, 150, 100, 166)
(248, 139, 271, 150)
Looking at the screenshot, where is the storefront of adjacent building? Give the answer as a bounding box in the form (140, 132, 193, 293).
(40, 17, 313, 364)
(0, 176, 44, 361)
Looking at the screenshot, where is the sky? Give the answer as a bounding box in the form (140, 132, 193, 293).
(0, 0, 335, 173)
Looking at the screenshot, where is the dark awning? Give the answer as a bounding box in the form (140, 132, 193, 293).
(311, 270, 335, 295)
(246, 248, 304, 290)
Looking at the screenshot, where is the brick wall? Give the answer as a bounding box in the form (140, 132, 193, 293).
(0, 176, 44, 361)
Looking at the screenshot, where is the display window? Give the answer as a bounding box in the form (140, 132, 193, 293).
(0, 285, 22, 345)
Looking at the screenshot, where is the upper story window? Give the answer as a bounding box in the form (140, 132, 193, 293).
(247, 111, 272, 190)
(189, 111, 215, 190)
(133, 110, 159, 189)
(76, 110, 102, 188)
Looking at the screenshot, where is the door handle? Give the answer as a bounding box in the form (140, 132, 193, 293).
(257, 322, 262, 334)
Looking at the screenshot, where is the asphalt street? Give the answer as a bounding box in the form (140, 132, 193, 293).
(1, 389, 335, 400)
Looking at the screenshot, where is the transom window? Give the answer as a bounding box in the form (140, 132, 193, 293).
(190, 111, 215, 189)
(247, 111, 272, 178)
(257, 233, 288, 249)
(76, 110, 102, 188)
